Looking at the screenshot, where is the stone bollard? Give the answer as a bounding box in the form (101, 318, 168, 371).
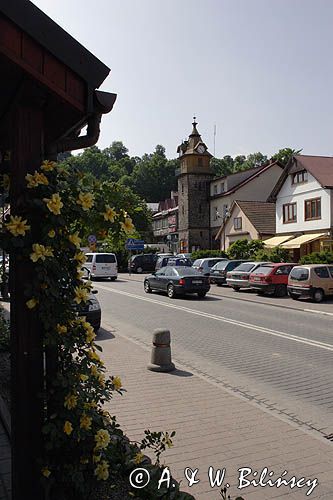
(147, 328, 175, 372)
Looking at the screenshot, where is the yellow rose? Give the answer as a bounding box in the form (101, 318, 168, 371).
(68, 231, 81, 248)
(134, 452, 144, 465)
(26, 171, 48, 188)
(74, 286, 89, 304)
(74, 252, 87, 265)
(64, 421, 73, 435)
(44, 193, 63, 215)
(94, 460, 109, 481)
(80, 414, 92, 431)
(26, 298, 38, 309)
(41, 160, 56, 171)
(41, 467, 51, 478)
(56, 324, 67, 335)
(64, 394, 78, 410)
(112, 376, 122, 391)
(121, 217, 134, 234)
(30, 243, 54, 263)
(48, 229, 56, 238)
(77, 192, 94, 211)
(5, 215, 30, 237)
(95, 429, 110, 450)
(103, 205, 117, 222)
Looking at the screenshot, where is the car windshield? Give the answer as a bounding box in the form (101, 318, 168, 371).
(212, 261, 229, 270)
(192, 260, 202, 267)
(290, 268, 309, 281)
(173, 267, 200, 275)
(233, 263, 255, 272)
(252, 265, 274, 275)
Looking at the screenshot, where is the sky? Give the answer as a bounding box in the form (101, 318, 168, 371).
(32, 0, 333, 160)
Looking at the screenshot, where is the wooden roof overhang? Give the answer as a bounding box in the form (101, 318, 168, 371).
(0, 0, 116, 154)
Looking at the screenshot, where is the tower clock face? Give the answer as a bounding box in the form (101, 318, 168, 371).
(197, 145, 205, 154)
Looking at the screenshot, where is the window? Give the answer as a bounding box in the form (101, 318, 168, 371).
(328, 266, 333, 278)
(182, 206, 185, 215)
(305, 198, 321, 220)
(275, 265, 293, 276)
(220, 182, 225, 193)
(213, 185, 218, 195)
(181, 184, 184, 194)
(314, 267, 329, 278)
(292, 170, 308, 184)
(234, 217, 242, 230)
(96, 254, 116, 263)
(283, 203, 297, 223)
(214, 207, 218, 221)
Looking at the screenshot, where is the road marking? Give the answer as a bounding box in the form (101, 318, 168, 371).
(303, 309, 333, 317)
(95, 285, 333, 352)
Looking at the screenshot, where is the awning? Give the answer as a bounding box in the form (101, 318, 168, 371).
(263, 235, 294, 248)
(281, 233, 327, 249)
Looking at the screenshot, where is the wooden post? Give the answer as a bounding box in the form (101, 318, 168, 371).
(10, 97, 45, 500)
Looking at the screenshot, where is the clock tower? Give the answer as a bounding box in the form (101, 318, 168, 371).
(177, 118, 213, 252)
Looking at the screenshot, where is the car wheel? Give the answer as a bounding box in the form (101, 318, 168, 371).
(144, 280, 152, 293)
(136, 266, 143, 274)
(233, 286, 240, 292)
(216, 283, 222, 287)
(167, 284, 176, 298)
(94, 323, 101, 333)
(313, 288, 324, 303)
(274, 285, 287, 297)
(111, 277, 117, 281)
(197, 291, 207, 298)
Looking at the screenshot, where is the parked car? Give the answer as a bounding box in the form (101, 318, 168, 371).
(288, 264, 333, 303)
(167, 257, 192, 267)
(226, 261, 271, 291)
(176, 253, 192, 261)
(210, 260, 247, 286)
(76, 289, 101, 332)
(155, 255, 172, 271)
(192, 257, 228, 276)
(249, 263, 297, 297)
(144, 266, 210, 298)
(128, 253, 158, 273)
(84, 253, 118, 280)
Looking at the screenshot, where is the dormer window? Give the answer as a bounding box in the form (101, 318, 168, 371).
(292, 170, 308, 184)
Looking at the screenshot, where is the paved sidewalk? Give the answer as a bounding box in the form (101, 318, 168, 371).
(101, 325, 333, 500)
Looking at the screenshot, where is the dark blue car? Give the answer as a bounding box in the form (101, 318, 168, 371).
(144, 266, 210, 299)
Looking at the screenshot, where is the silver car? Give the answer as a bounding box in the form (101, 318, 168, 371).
(226, 261, 271, 291)
(192, 257, 228, 276)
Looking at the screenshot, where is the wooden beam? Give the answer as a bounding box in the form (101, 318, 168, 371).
(10, 90, 45, 500)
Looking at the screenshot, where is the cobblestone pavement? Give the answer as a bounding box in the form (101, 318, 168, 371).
(101, 331, 333, 500)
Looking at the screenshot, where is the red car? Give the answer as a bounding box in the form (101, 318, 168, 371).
(249, 263, 297, 297)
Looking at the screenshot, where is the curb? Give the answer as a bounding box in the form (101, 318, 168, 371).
(120, 275, 333, 317)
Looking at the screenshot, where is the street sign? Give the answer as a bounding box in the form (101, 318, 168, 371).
(88, 234, 97, 244)
(125, 238, 144, 250)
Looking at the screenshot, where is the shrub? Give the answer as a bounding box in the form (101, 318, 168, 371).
(254, 246, 290, 263)
(300, 251, 333, 264)
(191, 249, 228, 260)
(227, 239, 264, 260)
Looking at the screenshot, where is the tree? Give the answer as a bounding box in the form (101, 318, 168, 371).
(102, 141, 129, 161)
(130, 146, 178, 202)
(271, 148, 302, 166)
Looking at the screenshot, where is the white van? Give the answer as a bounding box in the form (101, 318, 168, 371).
(84, 253, 118, 280)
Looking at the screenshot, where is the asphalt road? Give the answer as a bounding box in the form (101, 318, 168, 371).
(94, 277, 333, 440)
